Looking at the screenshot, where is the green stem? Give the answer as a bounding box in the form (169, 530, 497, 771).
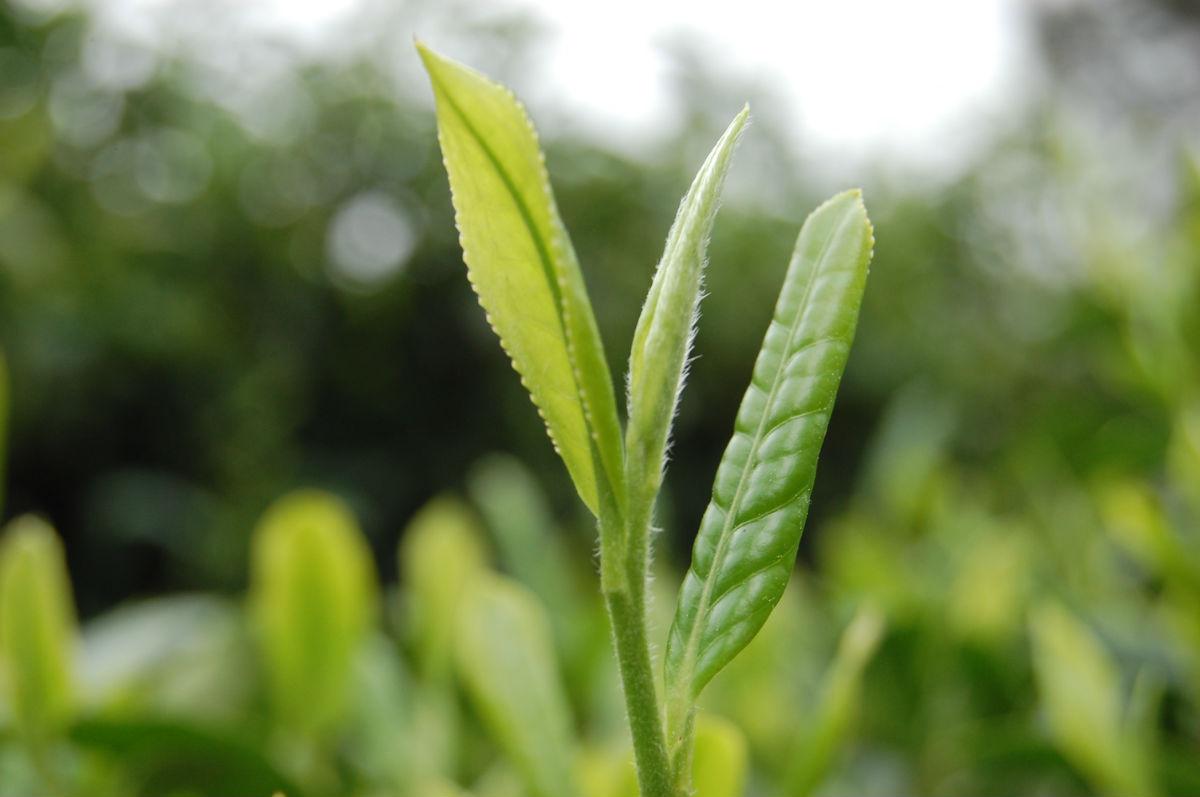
(602, 494, 675, 797)
(605, 590, 673, 797)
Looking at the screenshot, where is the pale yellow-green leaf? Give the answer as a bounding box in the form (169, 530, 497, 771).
(455, 574, 581, 797)
(414, 778, 474, 797)
(398, 495, 488, 679)
(577, 748, 637, 797)
(0, 515, 77, 746)
(947, 525, 1028, 644)
(1099, 480, 1174, 576)
(691, 713, 747, 797)
(396, 498, 484, 781)
(417, 44, 623, 518)
(626, 108, 748, 503)
(250, 489, 378, 735)
(1030, 601, 1156, 797)
(691, 710, 744, 797)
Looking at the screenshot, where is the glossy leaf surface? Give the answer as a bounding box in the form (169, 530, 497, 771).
(666, 191, 874, 705)
(626, 108, 748, 499)
(0, 515, 77, 744)
(418, 44, 623, 517)
(455, 574, 580, 797)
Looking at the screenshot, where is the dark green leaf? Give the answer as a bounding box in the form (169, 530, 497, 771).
(666, 191, 874, 708)
(71, 716, 302, 797)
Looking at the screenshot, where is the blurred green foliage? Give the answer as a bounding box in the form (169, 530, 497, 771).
(455, 575, 580, 797)
(0, 516, 76, 749)
(251, 490, 377, 741)
(0, 0, 1199, 795)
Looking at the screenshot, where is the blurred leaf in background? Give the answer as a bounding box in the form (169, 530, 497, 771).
(1030, 601, 1158, 797)
(455, 574, 581, 797)
(0, 516, 76, 750)
(396, 495, 488, 785)
(250, 490, 377, 740)
(0, 0, 1199, 795)
(780, 607, 884, 797)
(690, 714, 747, 797)
(399, 496, 487, 681)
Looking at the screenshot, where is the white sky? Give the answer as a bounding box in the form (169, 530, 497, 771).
(506, 0, 1028, 161)
(57, 0, 1032, 173)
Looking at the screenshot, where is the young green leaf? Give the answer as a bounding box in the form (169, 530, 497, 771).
(0, 515, 77, 747)
(417, 44, 624, 519)
(455, 574, 582, 797)
(626, 108, 749, 501)
(250, 489, 377, 735)
(666, 191, 874, 719)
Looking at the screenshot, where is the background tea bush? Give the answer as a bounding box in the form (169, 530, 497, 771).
(1, 0, 1199, 795)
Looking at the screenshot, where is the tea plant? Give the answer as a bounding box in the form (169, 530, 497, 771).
(417, 44, 874, 797)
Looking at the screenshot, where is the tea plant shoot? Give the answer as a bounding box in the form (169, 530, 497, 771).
(418, 43, 874, 797)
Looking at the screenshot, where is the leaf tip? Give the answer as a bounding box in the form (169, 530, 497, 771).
(727, 104, 751, 142)
(414, 41, 468, 89)
(824, 188, 874, 262)
(414, 38, 436, 67)
(837, 187, 865, 208)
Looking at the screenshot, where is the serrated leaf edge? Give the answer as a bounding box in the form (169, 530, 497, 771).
(421, 48, 622, 516)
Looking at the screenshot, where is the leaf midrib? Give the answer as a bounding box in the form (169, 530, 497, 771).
(431, 71, 568, 340)
(630, 157, 712, 407)
(674, 204, 855, 697)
